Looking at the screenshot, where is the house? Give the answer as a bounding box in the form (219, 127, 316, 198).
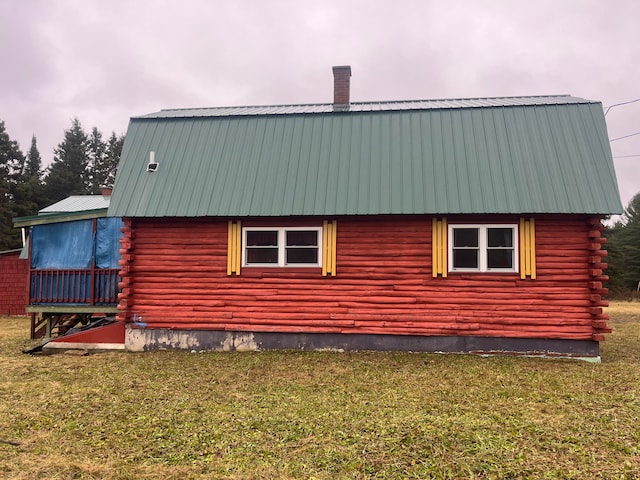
(108, 66, 623, 360)
(13, 189, 124, 344)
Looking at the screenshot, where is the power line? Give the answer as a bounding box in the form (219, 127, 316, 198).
(613, 154, 640, 158)
(610, 131, 640, 142)
(604, 98, 640, 116)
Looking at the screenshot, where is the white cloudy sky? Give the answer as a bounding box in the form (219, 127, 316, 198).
(1, 0, 639, 207)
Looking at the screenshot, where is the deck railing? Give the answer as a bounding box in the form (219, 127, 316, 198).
(30, 268, 120, 305)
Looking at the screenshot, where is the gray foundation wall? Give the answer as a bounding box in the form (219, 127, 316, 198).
(125, 327, 600, 361)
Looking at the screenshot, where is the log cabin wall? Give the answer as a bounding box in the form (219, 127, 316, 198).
(117, 215, 608, 343)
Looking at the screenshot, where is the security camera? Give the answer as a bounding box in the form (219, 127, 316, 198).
(147, 151, 158, 172)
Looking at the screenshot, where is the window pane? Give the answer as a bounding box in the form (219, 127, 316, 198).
(286, 230, 318, 246)
(453, 249, 478, 269)
(246, 231, 277, 247)
(286, 248, 318, 264)
(246, 248, 278, 264)
(453, 228, 478, 248)
(487, 228, 513, 248)
(487, 249, 513, 269)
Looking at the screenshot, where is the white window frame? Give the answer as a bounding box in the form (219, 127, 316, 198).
(448, 224, 519, 273)
(242, 226, 323, 267)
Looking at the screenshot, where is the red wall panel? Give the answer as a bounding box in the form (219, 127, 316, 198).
(0, 251, 29, 315)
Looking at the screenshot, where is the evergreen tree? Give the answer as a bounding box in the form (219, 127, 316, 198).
(43, 118, 90, 204)
(605, 192, 640, 294)
(10, 174, 43, 218)
(25, 135, 42, 178)
(87, 127, 106, 194)
(102, 131, 124, 188)
(10, 135, 46, 217)
(619, 193, 640, 292)
(624, 192, 640, 223)
(86, 129, 123, 193)
(0, 120, 25, 249)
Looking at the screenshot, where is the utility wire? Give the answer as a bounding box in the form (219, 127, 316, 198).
(610, 131, 640, 142)
(613, 154, 640, 158)
(604, 98, 640, 116)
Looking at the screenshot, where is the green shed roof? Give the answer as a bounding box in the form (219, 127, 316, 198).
(13, 195, 111, 228)
(109, 95, 623, 218)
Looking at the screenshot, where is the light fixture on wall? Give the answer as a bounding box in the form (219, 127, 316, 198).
(147, 151, 158, 172)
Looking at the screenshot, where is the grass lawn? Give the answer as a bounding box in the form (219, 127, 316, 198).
(1, 303, 639, 479)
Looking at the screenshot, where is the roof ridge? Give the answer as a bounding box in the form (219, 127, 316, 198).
(134, 95, 598, 120)
(156, 94, 586, 114)
(158, 102, 328, 113)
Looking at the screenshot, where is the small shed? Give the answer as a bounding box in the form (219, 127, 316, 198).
(108, 66, 623, 360)
(0, 249, 29, 315)
(14, 191, 124, 339)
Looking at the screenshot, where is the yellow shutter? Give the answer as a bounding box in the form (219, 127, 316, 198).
(432, 217, 447, 278)
(519, 218, 536, 279)
(322, 220, 337, 277)
(227, 220, 242, 275)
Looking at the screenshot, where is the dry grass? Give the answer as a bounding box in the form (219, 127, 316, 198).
(606, 300, 640, 318)
(1, 303, 639, 479)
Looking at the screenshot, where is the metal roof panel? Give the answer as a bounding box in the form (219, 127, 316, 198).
(40, 195, 111, 213)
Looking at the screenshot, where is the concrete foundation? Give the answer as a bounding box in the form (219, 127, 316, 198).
(125, 327, 600, 361)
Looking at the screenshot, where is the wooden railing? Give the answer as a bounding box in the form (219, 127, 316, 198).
(30, 269, 120, 305)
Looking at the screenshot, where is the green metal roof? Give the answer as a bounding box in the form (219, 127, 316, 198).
(13, 195, 111, 228)
(13, 209, 108, 228)
(39, 195, 111, 213)
(109, 96, 623, 218)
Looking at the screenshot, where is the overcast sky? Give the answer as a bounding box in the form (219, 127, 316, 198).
(1, 0, 638, 208)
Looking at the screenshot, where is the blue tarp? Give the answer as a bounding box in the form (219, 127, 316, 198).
(31, 218, 124, 269)
(96, 218, 124, 269)
(31, 220, 93, 269)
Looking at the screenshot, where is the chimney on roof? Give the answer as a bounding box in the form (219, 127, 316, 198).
(332, 65, 351, 111)
(101, 187, 112, 196)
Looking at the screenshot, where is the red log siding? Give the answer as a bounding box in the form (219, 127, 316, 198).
(0, 251, 29, 315)
(117, 215, 608, 341)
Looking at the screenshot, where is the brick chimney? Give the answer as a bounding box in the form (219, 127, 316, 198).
(332, 65, 351, 111)
(101, 187, 113, 196)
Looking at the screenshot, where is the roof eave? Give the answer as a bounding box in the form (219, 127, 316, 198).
(13, 208, 109, 227)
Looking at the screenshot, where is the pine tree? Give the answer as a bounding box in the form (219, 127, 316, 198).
(102, 132, 124, 188)
(10, 135, 46, 217)
(87, 127, 106, 194)
(0, 120, 25, 249)
(620, 193, 640, 292)
(86, 129, 123, 193)
(43, 118, 90, 204)
(25, 135, 42, 178)
(605, 192, 640, 295)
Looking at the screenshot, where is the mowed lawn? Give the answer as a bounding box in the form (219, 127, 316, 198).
(1, 304, 639, 479)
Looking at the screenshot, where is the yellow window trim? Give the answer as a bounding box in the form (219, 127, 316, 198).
(322, 220, 337, 277)
(519, 218, 536, 279)
(432, 217, 447, 278)
(227, 220, 242, 275)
